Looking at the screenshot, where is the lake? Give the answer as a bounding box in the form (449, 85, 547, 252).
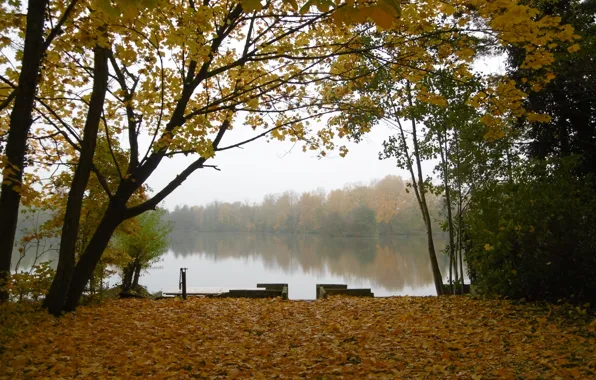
(142, 233, 452, 299)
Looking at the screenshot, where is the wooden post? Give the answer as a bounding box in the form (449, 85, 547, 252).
(318, 286, 327, 300)
(179, 268, 187, 300)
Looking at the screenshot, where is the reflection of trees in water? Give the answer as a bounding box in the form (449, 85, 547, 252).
(169, 232, 448, 291)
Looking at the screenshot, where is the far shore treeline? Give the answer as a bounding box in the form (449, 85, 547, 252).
(164, 175, 444, 238)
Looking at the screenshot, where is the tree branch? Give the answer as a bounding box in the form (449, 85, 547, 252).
(90, 163, 113, 198)
(42, 0, 80, 52)
(108, 50, 139, 171)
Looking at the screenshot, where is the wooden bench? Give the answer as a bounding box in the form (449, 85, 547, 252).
(316, 284, 373, 299)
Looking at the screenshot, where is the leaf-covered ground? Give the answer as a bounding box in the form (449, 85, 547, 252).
(1, 297, 595, 379)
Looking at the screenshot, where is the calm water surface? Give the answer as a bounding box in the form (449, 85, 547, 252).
(143, 233, 451, 299)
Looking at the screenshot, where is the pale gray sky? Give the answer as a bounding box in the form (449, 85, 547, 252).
(149, 123, 412, 209)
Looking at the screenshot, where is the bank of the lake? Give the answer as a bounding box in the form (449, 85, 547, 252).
(2, 297, 594, 379)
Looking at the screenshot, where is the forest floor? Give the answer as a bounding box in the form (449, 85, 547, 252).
(1, 296, 595, 379)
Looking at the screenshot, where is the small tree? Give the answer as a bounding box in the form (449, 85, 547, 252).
(114, 209, 173, 294)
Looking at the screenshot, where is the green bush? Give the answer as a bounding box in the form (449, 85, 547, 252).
(464, 160, 596, 304)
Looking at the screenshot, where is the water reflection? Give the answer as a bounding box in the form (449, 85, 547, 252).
(144, 233, 449, 299)
(11, 244, 59, 271)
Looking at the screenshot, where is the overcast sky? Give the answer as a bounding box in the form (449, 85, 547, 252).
(148, 123, 413, 209)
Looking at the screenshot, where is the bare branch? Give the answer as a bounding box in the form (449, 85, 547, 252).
(108, 50, 139, 171)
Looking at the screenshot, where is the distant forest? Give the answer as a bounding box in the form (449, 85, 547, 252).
(165, 175, 444, 237)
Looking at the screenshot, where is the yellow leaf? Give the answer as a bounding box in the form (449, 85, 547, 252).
(370, 7, 394, 29)
(378, 0, 401, 17)
(299, 0, 311, 14)
(455, 48, 475, 61)
(568, 368, 582, 378)
(441, 3, 456, 16)
(246, 97, 259, 109)
(241, 0, 263, 12)
(567, 43, 580, 53)
(316, 1, 330, 13)
(0, 84, 12, 97)
(526, 112, 551, 123)
(286, 0, 298, 11)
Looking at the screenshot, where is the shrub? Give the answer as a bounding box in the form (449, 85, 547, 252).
(9, 262, 55, 302)
(464, 160, 596, 304)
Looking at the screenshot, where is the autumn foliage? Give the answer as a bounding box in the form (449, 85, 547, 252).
(1, 297, 595, 378)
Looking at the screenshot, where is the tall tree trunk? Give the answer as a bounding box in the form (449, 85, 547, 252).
(414, 138, 444, 296)
(121, 261, 135, 293)
(437, 129, 456, 294)
(63, 201, 123, 312)
(43, 46, 109, 316)
(391, 87, 444, 296)
(89, 272, 95, 296)
(506, 147, 513, 185)
(406, 85, 444, 295)
(0, 0, 49, 303)
(457, 200, 464, 293)
(132, 261, 141, 289)
(99, 267, 104, 303)
(455, 128, 465, 294)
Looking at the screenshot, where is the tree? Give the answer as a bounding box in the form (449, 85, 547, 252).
(0, 0, 79, 302)
(296, 190, 325, 233)
(115, 209, 172, 294)
(411, 72, 482, 293)
(38, 0, 382, 313)
(380, 82, 446, 295)
(162, 175, 445, 237)
(345, 204, 377, 237)
(507, 0, 595, 180)
(464, 159, 596, 303)
(39, 132, 147, 313)
(42, 46, 109, 315)
(370, 175, 405, 226)
(461, 0, 596, 304)
(320, 0, 578, 294)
